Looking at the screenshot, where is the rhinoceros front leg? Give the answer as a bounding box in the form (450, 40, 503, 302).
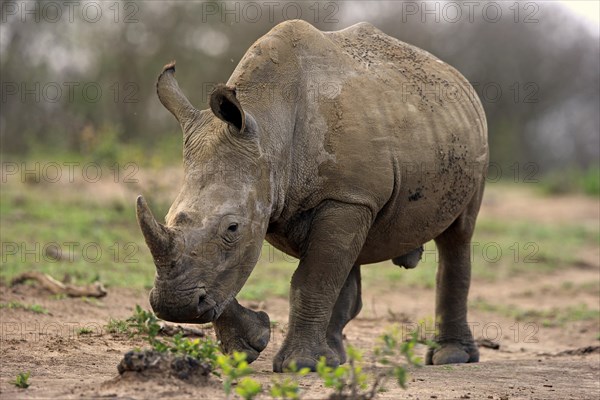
(213, 298, 270, 363)
(326, 263, 362, 364)
(426, 189, 483, 365)
(273, 202, 372, 372)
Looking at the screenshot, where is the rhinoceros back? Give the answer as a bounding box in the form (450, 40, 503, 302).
(229, 21, 488, 263)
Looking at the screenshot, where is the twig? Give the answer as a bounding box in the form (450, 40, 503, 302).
(11, 271, 107, 298)
(159, 323, 206, 337)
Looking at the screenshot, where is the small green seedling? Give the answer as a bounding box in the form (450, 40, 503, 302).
(0, 301, 49, 315)
(235, 377, 262, 400)
(105, 305, 162, 340)
(77, 327, 94, 335)
(127, 305, 161, 338)
(270, 361, 310, 399)
(169, 334, 220, 370)
(316, 346, 370, 399)
(105, 318, 130, 334)
(375, 323, 437, 389)
(12, 372, 30, 389)
(217, 351, 254, 399)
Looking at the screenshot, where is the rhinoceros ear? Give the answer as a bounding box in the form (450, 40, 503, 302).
(156, 61, 200, 134)
(209, 84, 246, 133)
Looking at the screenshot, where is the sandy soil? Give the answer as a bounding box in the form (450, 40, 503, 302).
(1, 187, 598, 399)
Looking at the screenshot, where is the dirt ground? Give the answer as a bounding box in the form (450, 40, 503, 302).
(1, 187, 599, 399)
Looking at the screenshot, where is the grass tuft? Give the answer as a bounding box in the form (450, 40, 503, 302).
(0, 301, 49, 314)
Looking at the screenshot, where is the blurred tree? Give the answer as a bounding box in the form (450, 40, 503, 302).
(1, 0, 598, 174)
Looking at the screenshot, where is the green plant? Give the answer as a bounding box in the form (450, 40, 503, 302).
(236, 377, 263, 400)
(111, 306, 220, 368)
(77, 327, 94, 335)
(270, 377, 302, 399)
(0, 301, 49, 315)
(375, 324, 436, 389)
(317, 346, 372, 399)
(12, 372, 30, 389)
(105, 307, 161, 343)
(105, 318, 130, 334)
(107, 305, 165, 343)
(270, 362, 310, 399)
(217, 351, 254, 399)
(312, 326, 434, 399)
(28, 304, 48, 314)
(169, 333, 220, 370)
(127, 305, 162, 339)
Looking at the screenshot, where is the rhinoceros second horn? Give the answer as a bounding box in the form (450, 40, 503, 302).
(156, 61, 200, 135)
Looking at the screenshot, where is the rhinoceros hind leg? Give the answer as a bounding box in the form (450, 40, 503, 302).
(392, 246, 424, 269)
(213, 299, 271, 363)
(326, 264, 362, 364)
(427, 182, 484, 365)
(426, 341, 479, 365)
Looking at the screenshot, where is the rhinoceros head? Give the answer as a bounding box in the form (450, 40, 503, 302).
(136, 63, 271, 323)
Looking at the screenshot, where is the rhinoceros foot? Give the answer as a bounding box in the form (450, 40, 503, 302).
(273, 340, 339, 373)
(425, 341, 479, 365)
(213, 300, 270, 363)
(326, 332, 346, 364)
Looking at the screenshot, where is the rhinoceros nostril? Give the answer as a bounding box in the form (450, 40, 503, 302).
(196, 287, 217, 321)
(197, 288, 207, 303)
(173, 212, 192, 225)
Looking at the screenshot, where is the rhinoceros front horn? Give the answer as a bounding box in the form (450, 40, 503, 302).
(136, 195, 175, 265)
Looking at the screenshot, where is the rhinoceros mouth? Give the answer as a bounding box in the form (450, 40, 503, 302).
(150, 281, 236, 323)
(196, 295, 217, 322)
(193, 291, 235, 323)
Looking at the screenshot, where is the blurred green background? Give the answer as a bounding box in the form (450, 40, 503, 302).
(2, 1, 599, 178)
(1, 1, 599, 297)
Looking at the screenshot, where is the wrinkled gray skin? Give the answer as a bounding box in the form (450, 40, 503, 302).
(137, 20, 488, 372)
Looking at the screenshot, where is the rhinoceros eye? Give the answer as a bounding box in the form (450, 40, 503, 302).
(223, 222, 240, 245)
(227, 223, 238, 233)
